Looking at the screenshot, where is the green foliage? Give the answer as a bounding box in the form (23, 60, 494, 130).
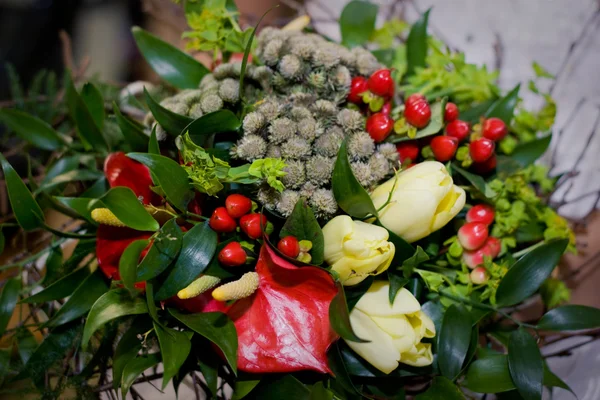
(94, 186, 160, 231)
(280, 199, 325, 265)
(340, 1, 379, 48)
(329, 284, 368, 343)
(405, 9, 430, 78)
(0, 278, 20, 336)
(537, 305, 600, 331)
(247, 158, 286, 192)
(508, 329, 544, 400)
(370, 18, 408, 49)
(136, 219, 183, 281)
(186, 109, 241, 139)
(437, 304, 472, 380)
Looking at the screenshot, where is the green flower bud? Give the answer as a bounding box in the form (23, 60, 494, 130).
(297, 252, 312, 263)
(299, 240, 313, 252)
(449, 240, 463, 258)
(348, 131, 375, 160)
(268, 117, 297, 144)
(281, 137, 311, 160)
(306, 155, 334, 186)
(282, 160, 306, 189)
(307, 70, 327, 89)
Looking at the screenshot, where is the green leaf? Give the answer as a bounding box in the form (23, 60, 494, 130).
(376, 221, 415, 266)
(0, 278, 20, 336)
(169, 309, 238, 375)
(185, 110, 241, 139)
(149, 126, 160, 155)
(532, 62, 554, 79)
(54, 196, 95, 222)
(136, 219, 183, 281)
(438, 304, 472, 380)
(121, 353, 161, 398)
(154, 322, 192, 389)
(94, 186, 159, 231)
(239, 7, 273, 101)
(485, 84, 521, 125)
(80, 82, 105, 130)
(21, 266, 90, 304)
(112, 317, 151, 390)
(34, 169, 103, 194)
(415, 376, 466, 399)
(119, 239, 150, 294)
(280, 198, 325, 265)
(465, 355, 515, 393)
(233, 379, 261, 400)
(371, 49, 395, 67)
(508, 328, 543, 400)
(155, 222, 217, 301)
(113, 102, 148, 152)
(332, 140, 378, 219)
(387, 271, 409, 304)
(132, 26, 209, 88)
(391, 98, 447, 142)
(451, 163, 497, 198)
(82, 288, 148, 347)
(246, 375, 311, 400)
(45, 269, 108, 327)
(16, 328, 37, 365)
(510, 135, 552, 167)
(461, 99, 497, 124)
(543, 363, 575, 396)
(0, 153, 44, 230)
(198, 356, 219, 396)
(0, 108, 66, 150)
(537, 304, 600, 331)
(339, 1, 379, 48)
(400, 246, 430, 278)
(127, 152, 194, 211)
(144, 88, 193, 135)
(496, 239, 568, 307)
(329, 284, 368, 343)
(406, 9, 431, 77)
(0, 229, 5, 255)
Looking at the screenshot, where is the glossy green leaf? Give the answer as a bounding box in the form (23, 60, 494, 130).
(388, 271, 409, 304)
(113, 102, 148, 152)
(510, 135, 552, 167)
(121, 353, 161, 398)
(451, 163, 497, 198)
(22, 267, 90, 304)
(145, 281, 160, 324)
(95, 186, 159, 231)
(45, 269, 108, 327)
(0, 278, 20, 336)
(537, 304, 600, 331)
(112, 317, 151, 390)
(406, 9, 431, 77)
(415, 376, 466, 399)
(34, 169, 103, 194)
(400, 246, 430, 278)
(144, 88, 193, 135)
(149, 126, 160, 155)
(132, 26, 209, 89)
(376, 221, 415, 266)
(543, 363, 575, 396)
(280, 198, 325, 265)
(154, 322, 192, 389)
(239, 7, 272, 101)
(127, 152, 194, 211)
(185, 110, 241, 139)
(0, 108, 66, 150)
(391, 98, 447, 142)
(54, 196, 95, 222)
(136, 219, 183, 281)
(496, 239, 568, 306)
(198, 355, 219, 396)
(438, 304, 472, 380)
(340, 1, 378, 48)
(485, 84, 521, 125)
(80, 82, 105, 130)
(508, 328, 543, 400)
(465, 355, 515, 393)
(329, 284, 368, 343)
(421, 299, 444, 335)
(82, 288, 148, 347)
(0, 153, 44, 230)
(246, 375, 311, 400)
(233, 379, 262, 400)
(119, 239, 150, 294)
(155, 222, 217, 301)
(461, 99, 497, 123)
(332, 141, 378, 219)
(169, 309, 238, 375)
(82, 177, 109, 198)
(372, 48, 395, 66)
(16, 328, 37, 365)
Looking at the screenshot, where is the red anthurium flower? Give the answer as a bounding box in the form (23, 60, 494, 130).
(104, 152, 160, 205)
(96, 225, 152, 282)
(203, 244, 339, 374)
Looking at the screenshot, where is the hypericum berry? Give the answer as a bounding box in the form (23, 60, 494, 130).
(225, 194, 252, 218)
(404, 95, 431, 128)
(445, 120, 470, 142)
(218, 242, 247, 267)
(470, 267, 489, 284)
(444, 102, 459, 122)
(458, 222, 489, 250)
(209, 207, 237, 233)
(472, 153, 497, 174)
(381, 101, 392, 116)
(240, 213, 268, 239)
(277, 236, 300, 258)
(482, 117, 508, 142)
(469, 138, 495, 163)
(348, 76, 368, 104)
(396, 141, 420, 163)
(462, 236, 501, 268)
(466, 204, 495, 225)
(430, 136, 459, 162)
(367, 69, 394, 97)
(366, 113, 394, 143)
(485, 237, 501, 258)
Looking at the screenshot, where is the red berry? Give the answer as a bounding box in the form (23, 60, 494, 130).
(367, 69, 394, 97)
(348, 76, 368, 104)
(469, 138, 495, 163)
(396, 141, 420, 163)
(240, 213, 267, 240)
(209, 207, 237, 233)
(486, 237, 501, 258)
(472, 153, 497, 174)
(381, 101, 392, 116)
(458, 222, 489, 250)
(225, 194, 252, 219)
(366, 113, 394, 143)
(462, 237, 501, 269)
(445, 120, 470, 142)
(218, 242, 247, 267)
(470, 267, 489, 284)
(430, 136, 458, 162)
(277, 236, 300, 258)
(482, 118, 508, 142)
(404, 96, 431, 128)
(466, 204, 495, 225)
(444, 102, 459, 122)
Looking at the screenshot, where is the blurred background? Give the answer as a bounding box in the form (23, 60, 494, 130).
(1, 0, 599, 398)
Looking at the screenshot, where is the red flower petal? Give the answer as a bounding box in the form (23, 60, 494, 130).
(104, 152, 159, 205)
(96, 225, 151, 281)
(204, 244, 339, 374)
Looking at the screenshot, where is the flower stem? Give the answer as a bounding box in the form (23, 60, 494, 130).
(512, 240, 545, 258)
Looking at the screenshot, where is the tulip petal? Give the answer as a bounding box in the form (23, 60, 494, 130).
(408, 311, 436, 341)
(354, 282, 420, 317)
(372, 315, 415, 353)
(104, 152, 160, 205)
(431, 185, 466, 233)
(399, 343, 434, 367)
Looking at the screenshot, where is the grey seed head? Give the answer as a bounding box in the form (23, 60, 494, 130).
(306, 155, 334, 186)
(279, 54, 303, 79)
(377, 143, 400, 164)
(290, 106, 312, 121)
(369, 153, 392, 183)
(348, 131, 376, 160)
(266, 145, 282, 158)
(282, 160, 306, 189)
(277, 190, 301, 217)
(268, 117, 297, 144)
(309, 188, 338, 219)
(233, 134, 267, 161)
(280, 137, 311, 160)
(337, 108, 365, 132)
(188, 103, 204, 119)
(218, 78, 240, 103)
(243, 112, 266, 135)
(200, 94, 223, 113)
(314, 130, 344, 157)
(297, 118, 317, 143)
(351, 161, 374, 187)
(257, 100, 280, 120)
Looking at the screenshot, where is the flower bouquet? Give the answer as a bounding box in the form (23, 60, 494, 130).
(0, 1, 598, 399)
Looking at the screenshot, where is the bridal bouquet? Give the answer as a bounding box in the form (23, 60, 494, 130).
(1, 1, 598, 399)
